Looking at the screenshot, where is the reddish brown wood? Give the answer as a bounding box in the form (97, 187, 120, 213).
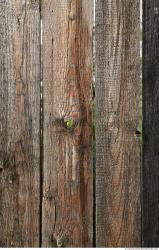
(42, 0, 93, 247)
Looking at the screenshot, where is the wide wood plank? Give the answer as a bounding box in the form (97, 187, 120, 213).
(0, 0, 40, 247)
(42, 0, 93, 247)
(142, 0, 159, 247)
(95, 0, 141, 247)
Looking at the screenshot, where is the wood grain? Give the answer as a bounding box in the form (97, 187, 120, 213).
(142, 0, 159, 247)
(0, 0, 40, 247)
(95, 0, 141, 247)
(42, 0, 93, 247)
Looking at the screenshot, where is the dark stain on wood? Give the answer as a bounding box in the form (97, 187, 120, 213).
(142, 0, 159, 247)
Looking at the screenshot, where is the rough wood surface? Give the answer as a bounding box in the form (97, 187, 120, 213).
(142, 0, 159, 247)
(42, 0, 93, 247)
(0, 0, 40, 247)
(95, 0, 141, 247)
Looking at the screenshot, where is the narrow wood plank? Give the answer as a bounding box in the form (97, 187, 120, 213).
(142, 0, 159, 247)
(42, 0, 93, 247)
(95, 0, 141, 247)
(0, 0, 40, 247)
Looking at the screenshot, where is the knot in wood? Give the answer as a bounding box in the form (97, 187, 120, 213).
(0, 160, 3, 171)
(64, 117, 74, 130)
(154, 7, 159, 15)
(69, 13, 76, 21)
(56, 238, 63, 247)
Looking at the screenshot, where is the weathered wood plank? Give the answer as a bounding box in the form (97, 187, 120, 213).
(0, 0, 40, 247)
(95, 0, 141, 247)
(42, 0, 93, 247)
(142, 0, 159, 247)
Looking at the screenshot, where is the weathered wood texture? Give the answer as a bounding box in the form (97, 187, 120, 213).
(95, 0, 141, 247)
(42, 0, 93, 247)
(142, 0, 159, 247)
(0, 0, 40, 247)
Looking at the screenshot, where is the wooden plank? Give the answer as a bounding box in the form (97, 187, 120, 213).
(42, 0, 93, 247)
(95, 0, 141, 247)
(0, 0, 40, 247)
(142, 0, 159, 247)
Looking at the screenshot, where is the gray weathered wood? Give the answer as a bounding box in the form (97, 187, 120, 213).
(142, 0, 159, 247)
(95, 0, 141, 247)
(42, 0, 93, 247)
(0, 0, 40, 247)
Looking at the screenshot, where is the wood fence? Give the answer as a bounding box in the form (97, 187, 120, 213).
(0, 0, 158, 247)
